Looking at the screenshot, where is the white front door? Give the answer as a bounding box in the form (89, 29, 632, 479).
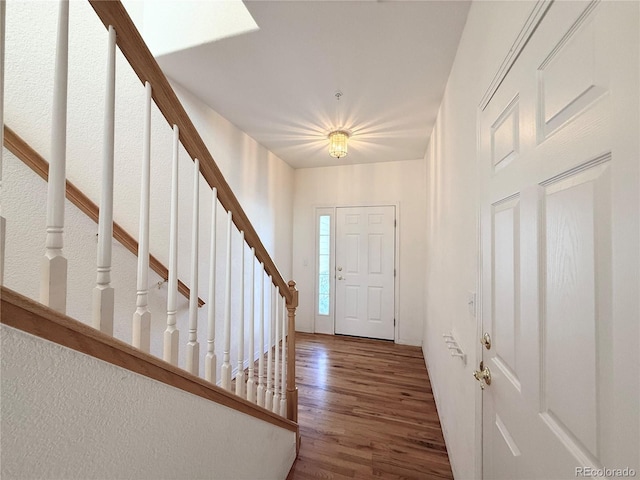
(479, 1, 638, 478)
(335, 206, 395, 340)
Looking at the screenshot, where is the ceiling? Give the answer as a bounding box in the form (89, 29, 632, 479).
(155, 1, 471, 169)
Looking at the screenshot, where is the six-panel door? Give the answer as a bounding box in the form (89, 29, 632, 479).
(480, 1, 638, 478)
(335, 206, 396, 341)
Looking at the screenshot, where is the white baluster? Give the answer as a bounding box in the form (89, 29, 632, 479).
(186, 158, 200, 375)
(92, 25, 116, 335)
(163, 124, 179, 365)
(280, 295, 287, 417)
(265, 284, 274, 410)
(235, 231, 245, 397)
(205, 187, 218, 383)
(132, 82, 152, 352)
(256, 269, 266, 407)
(40, 0, 69, 313)
(0, 0, 6, 286)
(221, 210, 232, 390)
(246, 247, 256, 403)
(272, 290, 281, 412)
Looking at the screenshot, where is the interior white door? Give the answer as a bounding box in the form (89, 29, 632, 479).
(479, 1, 639, 479)
(335, 206, 395, 340)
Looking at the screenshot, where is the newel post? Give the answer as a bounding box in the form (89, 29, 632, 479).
(286, 280, 299, 423)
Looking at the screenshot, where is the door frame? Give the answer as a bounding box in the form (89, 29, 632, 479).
(312, 202, 400, 342)
(474, 2, 552, 478)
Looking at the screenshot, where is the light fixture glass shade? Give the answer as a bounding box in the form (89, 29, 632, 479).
(328, 130, 349, 158)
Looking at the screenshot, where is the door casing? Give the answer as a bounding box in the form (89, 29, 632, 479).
(312, 203, 400, 342)
(475, 2, 554, 477)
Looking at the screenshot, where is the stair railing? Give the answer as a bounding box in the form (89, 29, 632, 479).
(0, 0, 299, 424)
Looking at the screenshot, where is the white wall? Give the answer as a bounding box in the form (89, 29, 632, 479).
(292, 159, 426, 346)
(173, 82, 294, 284)
(3, 0, 293, 377)
(422, 2, 556, 479)
(0, 325, 296, 480)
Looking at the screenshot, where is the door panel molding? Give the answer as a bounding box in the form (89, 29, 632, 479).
(334, 205, 397, 341)
(477, 1, 637, 478)
(479, 0, 553, 111)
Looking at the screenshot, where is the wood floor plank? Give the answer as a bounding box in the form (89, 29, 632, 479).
(289, 333, 453, 479)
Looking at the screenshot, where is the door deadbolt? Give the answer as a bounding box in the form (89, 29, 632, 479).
(481, 332, 491, 350)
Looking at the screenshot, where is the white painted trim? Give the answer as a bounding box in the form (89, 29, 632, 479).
(475, 89, 485, 480)
(313, 202, 399, 343)
(475, 4, 558, 477)
(1, 0, 7, 286)
(422, 347, 459, 480)
(478, 0, 553, 111)
(313, 207, 335, 334)
(393, 203, 400, 343)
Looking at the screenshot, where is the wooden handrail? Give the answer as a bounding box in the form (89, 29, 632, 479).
(88, 0, 292, 305)
(1, 286, 298, 434)
(3, 125, 204, 307)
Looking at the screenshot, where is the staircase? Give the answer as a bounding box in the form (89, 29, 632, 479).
(0, 1, 299, 478)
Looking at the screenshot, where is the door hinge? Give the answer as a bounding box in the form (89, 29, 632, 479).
(394, 219, 397, 228)
(394, 269, 396, 277)
(394, 318, 396, 326)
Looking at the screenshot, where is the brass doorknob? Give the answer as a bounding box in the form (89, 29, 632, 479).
(473, 361, 491, 389)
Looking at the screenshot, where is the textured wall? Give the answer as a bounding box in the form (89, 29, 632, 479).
(0, 325, 296, 480)
(3, 149, 173, 362)
(3, 0, 294, 376)
(2, 3, 297, 475)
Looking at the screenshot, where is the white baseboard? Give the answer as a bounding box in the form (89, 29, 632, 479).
(422, 341, 460, 480)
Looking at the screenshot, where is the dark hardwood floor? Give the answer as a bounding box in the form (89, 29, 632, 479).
(288, 333, 453, 480)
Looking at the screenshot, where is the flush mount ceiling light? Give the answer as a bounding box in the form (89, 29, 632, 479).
(328, 91, 349, 158)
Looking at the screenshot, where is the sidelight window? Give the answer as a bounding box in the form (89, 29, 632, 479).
(318, 215, 331, 315)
